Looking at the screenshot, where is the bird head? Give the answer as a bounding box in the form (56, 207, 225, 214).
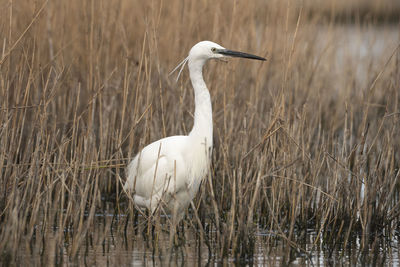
(189, 41, 266, 62)
(170, 40, 265, 81)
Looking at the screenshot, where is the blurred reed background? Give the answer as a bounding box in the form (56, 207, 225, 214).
(0, 0, 399, 265)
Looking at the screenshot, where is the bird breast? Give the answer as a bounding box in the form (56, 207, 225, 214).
(186, 139, 212, 191)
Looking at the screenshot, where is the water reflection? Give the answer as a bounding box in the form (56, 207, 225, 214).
(54, 213, 398, 266)
(14, 209, 399, 266)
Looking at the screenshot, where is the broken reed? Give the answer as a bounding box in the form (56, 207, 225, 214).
(0, 0, 399, 265)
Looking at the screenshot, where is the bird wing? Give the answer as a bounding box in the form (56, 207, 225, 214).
(124, 136, 189, 210)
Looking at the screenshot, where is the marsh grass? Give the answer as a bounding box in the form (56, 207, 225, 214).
(0, 0, 399, 265)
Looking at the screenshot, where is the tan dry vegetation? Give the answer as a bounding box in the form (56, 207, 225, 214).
(0, 0, 399, 265)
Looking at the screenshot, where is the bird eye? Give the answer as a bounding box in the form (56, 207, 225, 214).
(211, 47, 217, 53)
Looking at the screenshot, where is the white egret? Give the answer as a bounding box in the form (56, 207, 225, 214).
(124, 41, 265, 220)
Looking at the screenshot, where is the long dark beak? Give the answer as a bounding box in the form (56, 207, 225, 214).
(216, 48, 266, 61)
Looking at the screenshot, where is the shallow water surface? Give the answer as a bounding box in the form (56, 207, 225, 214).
(18, 212, 397, 266)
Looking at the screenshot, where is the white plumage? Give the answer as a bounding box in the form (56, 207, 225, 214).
(123, 41, 265, 220)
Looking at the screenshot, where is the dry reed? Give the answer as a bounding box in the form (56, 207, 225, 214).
(0, 0, 399, 265)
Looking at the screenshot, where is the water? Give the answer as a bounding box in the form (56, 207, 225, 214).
(17, 212, 397, 266)
(314, 25, 399, 89)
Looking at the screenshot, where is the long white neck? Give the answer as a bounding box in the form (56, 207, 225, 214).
(188, 59, 213, 149)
